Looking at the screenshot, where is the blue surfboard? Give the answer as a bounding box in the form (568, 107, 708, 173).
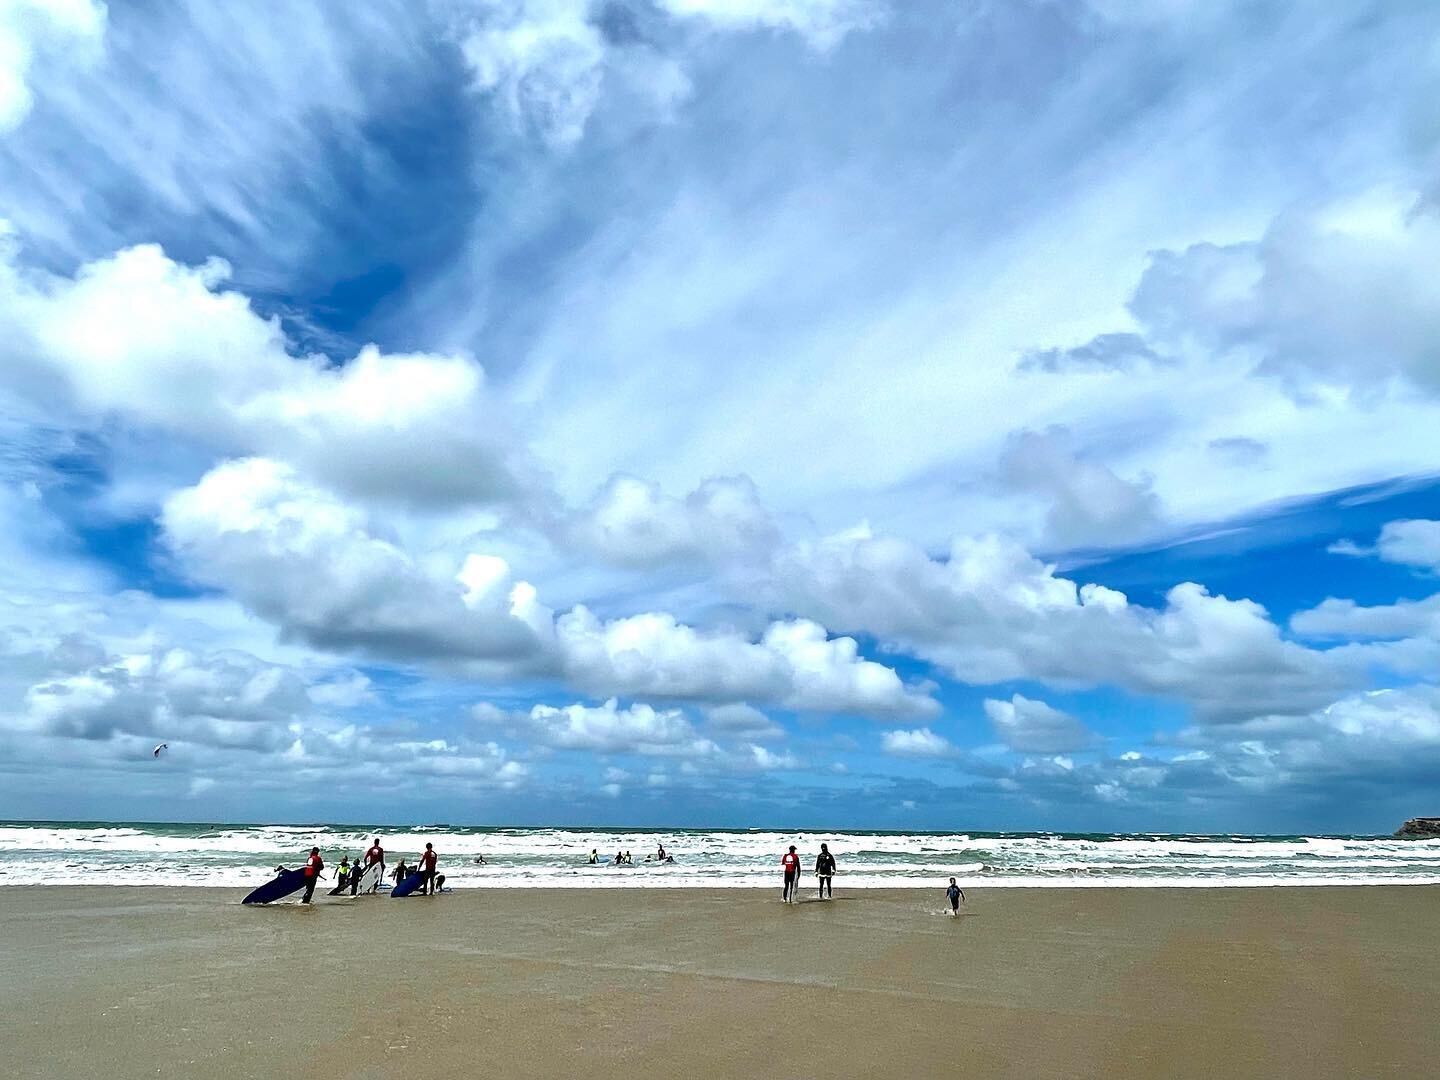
(390, 870, 426, 898)
(242, 867, 310, 905)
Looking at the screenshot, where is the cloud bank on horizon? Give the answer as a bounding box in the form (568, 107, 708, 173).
(2, 0, 1439, 832)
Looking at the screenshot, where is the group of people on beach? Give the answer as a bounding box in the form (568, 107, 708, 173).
(292, 838, 441, 903)
(286, 837, 968, 914)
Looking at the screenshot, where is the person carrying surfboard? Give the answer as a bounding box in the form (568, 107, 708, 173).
(300, 847, 324, 904)
(364, 838, 385, 892)
(781, 846, 801, 903)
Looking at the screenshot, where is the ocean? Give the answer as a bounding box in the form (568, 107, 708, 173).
(2, 821, 1438, 889)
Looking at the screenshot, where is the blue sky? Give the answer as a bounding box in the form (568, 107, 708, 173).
(2, 0, 1439, 833)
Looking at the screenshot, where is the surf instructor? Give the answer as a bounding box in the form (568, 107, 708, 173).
(364, 837, 385, 893)
(419, 842, 439, 895)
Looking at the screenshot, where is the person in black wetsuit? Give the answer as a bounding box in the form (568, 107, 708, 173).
(814, 843, 836, 899)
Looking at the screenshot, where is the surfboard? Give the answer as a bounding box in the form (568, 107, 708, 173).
(390, 870, 427, 898)
(350, 861, 381, 895)
(327, 873, 352, 896)
(242, 867, 309, 905)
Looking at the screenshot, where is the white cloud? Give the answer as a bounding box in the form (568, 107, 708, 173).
(565, 472, 777, 567)
(162, 459, 929, 714)
(556, 606, 934, 715)
(1126, 188, 1440, 395)
(881, 726, 954, 758)
(448, 0, 878, 146)
(998, 428, 1163, 548)
(659, 0, 883, 50)
(702, 702, 783, 740)
(0, 0, 105, 132)
(1330, 519, 1440, 573)
(2, 244, 543, 510)
(13, 641, 308, 753)
(1291, 594, 1440, 642)
(161, 458, 550, 662)
(452, 0, 613, 147)
(984, 693, 1101, 754)
(515, 697, 712, 755)
(777, 525, 1350, 721)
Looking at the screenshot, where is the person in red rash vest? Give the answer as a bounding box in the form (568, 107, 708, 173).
(301, 847, 323, 904)
(781, 845, 800, 903)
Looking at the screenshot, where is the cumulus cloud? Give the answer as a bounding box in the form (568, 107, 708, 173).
(776, 525, 1350, 721)
(451, 0, 621, 146)
(701, 702, 783, 741)
(1, 243, 540, 509)
(1291, 593, 1440, 643)
(1329, 519, 1440, 573)
(505, 697, 714, 756)
(2, 631, 532, 791)
(983, 693, 1101, 754)
(448, 0, 876, 146)
(473, 696, 805, 772)
(0, 0, 106, 132)
(161, 458, 551, 663)
(1122, 189, 1440, 395)
(880, 726, 955, 758)
(998, 428, 1164, 548)
(555, 607, 935, 715)
(565, 472, 778, 567)
(162, 460, 931, 714)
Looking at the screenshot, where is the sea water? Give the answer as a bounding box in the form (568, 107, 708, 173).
(2, 821, 1439, 888)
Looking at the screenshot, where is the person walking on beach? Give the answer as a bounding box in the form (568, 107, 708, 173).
(391, 860, 408, 886)
(946, 877, 965, 915)
(781, 846, 801, 903)
(815, 843, 836, 900)
(364, 838, 385, 892)
(300, 847, 323, 904)
(419, 843, 439, 895)
(351, 853, 364, 895)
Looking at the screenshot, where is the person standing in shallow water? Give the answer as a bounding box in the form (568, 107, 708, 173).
(814, 843, 836, 899)
(781, 845, 801, 902)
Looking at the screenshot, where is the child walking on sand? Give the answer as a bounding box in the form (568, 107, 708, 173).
(946, 877, 965, 915)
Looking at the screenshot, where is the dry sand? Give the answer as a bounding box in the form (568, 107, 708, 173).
(3, 885, 1436, 1078)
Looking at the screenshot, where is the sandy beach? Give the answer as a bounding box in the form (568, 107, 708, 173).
(3, 885, 1436, 1078)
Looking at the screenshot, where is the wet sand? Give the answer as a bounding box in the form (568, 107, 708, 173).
(3, 885, 1436, 1078)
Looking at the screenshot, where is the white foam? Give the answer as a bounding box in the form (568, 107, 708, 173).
(2, 823, 1436, 889)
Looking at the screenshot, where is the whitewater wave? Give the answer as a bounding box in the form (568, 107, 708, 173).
(1, 822, 1437, 889)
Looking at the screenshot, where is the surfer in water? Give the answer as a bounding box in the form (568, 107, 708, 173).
(419, 843, 439, 895)
(781, 846, 800, 903)
(815, 843, 836, 899)
(300, 847, 323, 904)
(588, 849, 599, 864)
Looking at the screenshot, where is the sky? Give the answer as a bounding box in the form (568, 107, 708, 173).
(1, 0, 1439, 834)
